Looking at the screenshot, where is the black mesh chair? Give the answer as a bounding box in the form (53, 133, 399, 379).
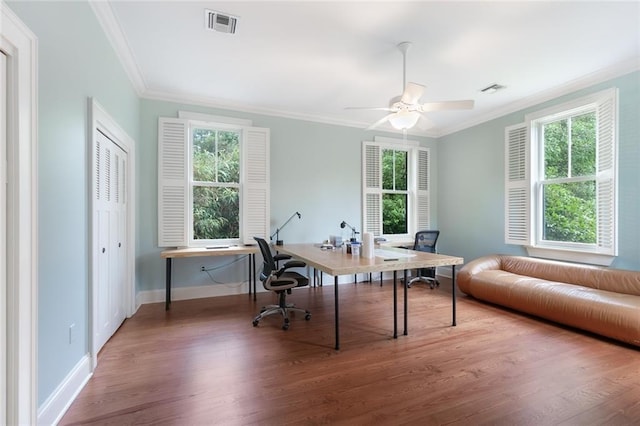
(252, 237, 311, 330)
(408, 230, 440, 289)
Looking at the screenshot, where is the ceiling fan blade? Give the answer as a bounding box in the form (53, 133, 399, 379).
(366, 113, 395, 131)
(420, 99, 474, 112)
(345, 106, 394, 111)
(401, 82, 425, 104)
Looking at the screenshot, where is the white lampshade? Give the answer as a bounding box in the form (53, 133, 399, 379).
(389, 110, 420, 130)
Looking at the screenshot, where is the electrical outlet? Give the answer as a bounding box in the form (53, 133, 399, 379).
(201, 266, 206, 271)
(69, 323, 76, 344)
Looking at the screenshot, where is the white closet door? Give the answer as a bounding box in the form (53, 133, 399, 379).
(94, 130, 127, 352)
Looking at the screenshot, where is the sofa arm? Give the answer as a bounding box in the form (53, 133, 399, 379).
(458, 255, 503, 293)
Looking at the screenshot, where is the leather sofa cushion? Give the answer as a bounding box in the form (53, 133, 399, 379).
(458, 255, 640, 347)
(460, 255, 640, 296)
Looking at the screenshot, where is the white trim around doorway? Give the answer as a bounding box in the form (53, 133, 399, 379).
(1, 3, 38, 425)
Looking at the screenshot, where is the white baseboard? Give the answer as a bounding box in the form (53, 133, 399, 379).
(37, 354, 92, 426)
(137, 281, 263, 305)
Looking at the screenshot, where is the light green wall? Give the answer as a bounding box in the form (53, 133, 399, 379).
(6, 0, 640, 414)
(438, 71, 640, 271)
(138, 99, 436, 292)
(8, 1, 141, 405)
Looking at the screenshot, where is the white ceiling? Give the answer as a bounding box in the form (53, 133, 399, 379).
(96, 1, 640, 137)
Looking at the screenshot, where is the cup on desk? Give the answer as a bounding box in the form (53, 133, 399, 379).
(351, 242, 361, 257)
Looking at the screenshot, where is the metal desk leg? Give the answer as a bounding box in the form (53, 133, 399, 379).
(452, 265, 457, 326)
(403, 269, 408, 335)
(248, 254, 252, 297)
(252, 253, 257, 301)
(334, 275, 340, 350)
(393, 270, 398, 338)
(165, 258, 172, 311)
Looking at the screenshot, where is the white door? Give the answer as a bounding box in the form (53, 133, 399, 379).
(1, 49, 7, 426)
(94, 130, 127, 352)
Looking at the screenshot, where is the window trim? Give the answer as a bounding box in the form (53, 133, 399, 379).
(188, 122, 242, 246)
(158, 116, 270, 248)
(505, 88, 618, 266)
(362, 138, 430, 242)
(381, 147, 410, 236)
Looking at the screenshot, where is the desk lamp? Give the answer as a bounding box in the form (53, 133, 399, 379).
(271, 211, 302, 245)
(340, 221, 359, 242)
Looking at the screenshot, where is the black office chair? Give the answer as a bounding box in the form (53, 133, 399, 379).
(408, 230, 440, 289)
(252, 237, 311, 330)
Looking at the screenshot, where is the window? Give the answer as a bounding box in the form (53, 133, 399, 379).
(539, 111, 596, 244)
(158, 117, 270, 247)
(505, 88, 618, 264)
(363, 140, 430, 238)
(382, 148, 408, 234)
(191, 127, 240, 242)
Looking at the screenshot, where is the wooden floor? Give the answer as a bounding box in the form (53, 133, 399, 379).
(60, 278, 640, 425)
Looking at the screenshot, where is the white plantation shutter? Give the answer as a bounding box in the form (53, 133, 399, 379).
(504, 123, 530, 245)
(241, 127, 270, 245)
(362, 143, 382, 236)
(158, 117, 271, 247)
(416, 148, 430, 231)
(158, 118, 188, 247)
(595, 89, 617, 255)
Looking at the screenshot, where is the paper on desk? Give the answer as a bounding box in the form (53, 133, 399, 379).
(375, 249, 416, 259)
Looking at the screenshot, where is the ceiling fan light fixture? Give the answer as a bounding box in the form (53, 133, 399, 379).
(389, 110, 420, 130)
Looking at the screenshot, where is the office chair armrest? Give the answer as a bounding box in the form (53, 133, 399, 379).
(273, 253, 292, 262)
(275, 260, 306, 277)
(281, 260, 306, 269)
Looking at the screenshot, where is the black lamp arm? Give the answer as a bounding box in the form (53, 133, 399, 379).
(340, 221, 359, 241)
(270, 211, 302, 243)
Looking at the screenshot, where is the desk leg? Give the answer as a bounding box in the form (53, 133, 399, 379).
(248, 254, 252, 297)
(403, 269, 408, 335)
(165, 258, 172, 311)
(252, 254, 257, 301)
(452, 265, 457, 326)
(334, 276, 340, 350)
(393, 270, 398, 338)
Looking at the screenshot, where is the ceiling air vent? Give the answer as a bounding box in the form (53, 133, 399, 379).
(205, 9, 238, 34)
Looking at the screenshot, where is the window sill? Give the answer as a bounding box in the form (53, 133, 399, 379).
(525, 246, 615, 266)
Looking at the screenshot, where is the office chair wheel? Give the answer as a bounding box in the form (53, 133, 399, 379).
(282, 318, 290, 330)
(252, 319, 259, 327)
(305, 313, 311, 321)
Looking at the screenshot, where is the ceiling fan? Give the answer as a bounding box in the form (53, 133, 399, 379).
(348, 42, 475, 131)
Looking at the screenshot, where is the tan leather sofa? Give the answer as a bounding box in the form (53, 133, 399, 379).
(457, 255, 640, 347)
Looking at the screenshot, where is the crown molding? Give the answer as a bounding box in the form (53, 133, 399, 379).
(91, 0, 636, 140)
(89, 0, 147, 96)
(142, 88, 435, 138)
(434, 58, 640, 137)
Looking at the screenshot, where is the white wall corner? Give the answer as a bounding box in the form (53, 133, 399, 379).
(37, 354, 92, 426)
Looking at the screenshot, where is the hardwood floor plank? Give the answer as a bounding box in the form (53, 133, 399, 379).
(60, 279, 640, 425)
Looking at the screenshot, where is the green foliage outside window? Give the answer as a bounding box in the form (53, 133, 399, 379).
(382, 149, 408, 234)
(542, 112, 596, 244)
(192, 128, 240, 240)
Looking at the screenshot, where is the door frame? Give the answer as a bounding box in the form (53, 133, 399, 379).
(1, 4, 38, 425)
(88, 98, 136, 369)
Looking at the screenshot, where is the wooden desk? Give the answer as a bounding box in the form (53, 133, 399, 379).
(277, 244, 463, 350)
(161, 246, 259, 310)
